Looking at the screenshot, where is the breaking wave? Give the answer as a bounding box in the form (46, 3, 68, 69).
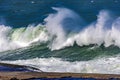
(0, 24, 48, 52)
(0, 7, 120, 52)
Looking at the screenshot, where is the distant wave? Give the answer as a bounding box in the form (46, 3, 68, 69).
(0, 7, 120, 52)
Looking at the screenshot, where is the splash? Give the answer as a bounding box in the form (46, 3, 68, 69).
(44, 8, 120, 50)
(0, 24, 48, 52)
(44, 7, 66, 50)
(0, 25, 17, 51)
(75, 12, 120, 48)
(44, 7, 85, 50)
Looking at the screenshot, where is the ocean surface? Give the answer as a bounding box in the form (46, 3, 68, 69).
(0, 0, 120, 74)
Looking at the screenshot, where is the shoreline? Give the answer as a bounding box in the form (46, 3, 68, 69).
(0, 62, 120, 80)
(0, 72, 120, 80)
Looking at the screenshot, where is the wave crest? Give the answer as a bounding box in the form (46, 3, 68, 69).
(0, 24, 48, 52)
(0, 7, 120, 51)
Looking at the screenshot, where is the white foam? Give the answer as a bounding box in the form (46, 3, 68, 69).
(0, 25, 19, 51)
(0, 24, 49, 52)
(44, 7, 85, 50)
(44, 7, 67, 50)
(2, 56, 120, 74)
(11, 24, 48, 46)
(44, 8, 120, 50)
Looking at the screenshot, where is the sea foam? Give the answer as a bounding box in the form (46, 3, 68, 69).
(2, 56, 120, 74)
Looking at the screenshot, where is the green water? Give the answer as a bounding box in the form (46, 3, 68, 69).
(1, 43, 120, 62)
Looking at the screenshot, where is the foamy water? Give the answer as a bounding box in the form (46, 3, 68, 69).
(1, 56, 120, 74)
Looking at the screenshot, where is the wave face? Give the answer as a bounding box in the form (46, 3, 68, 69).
(0, 43, 120, 61)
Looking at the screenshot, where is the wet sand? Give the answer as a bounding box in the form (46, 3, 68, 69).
(0, 72, 120, 80)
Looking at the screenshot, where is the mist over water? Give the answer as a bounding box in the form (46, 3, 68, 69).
(44, 7, 86, 50)
(44, 7, 120, 50)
